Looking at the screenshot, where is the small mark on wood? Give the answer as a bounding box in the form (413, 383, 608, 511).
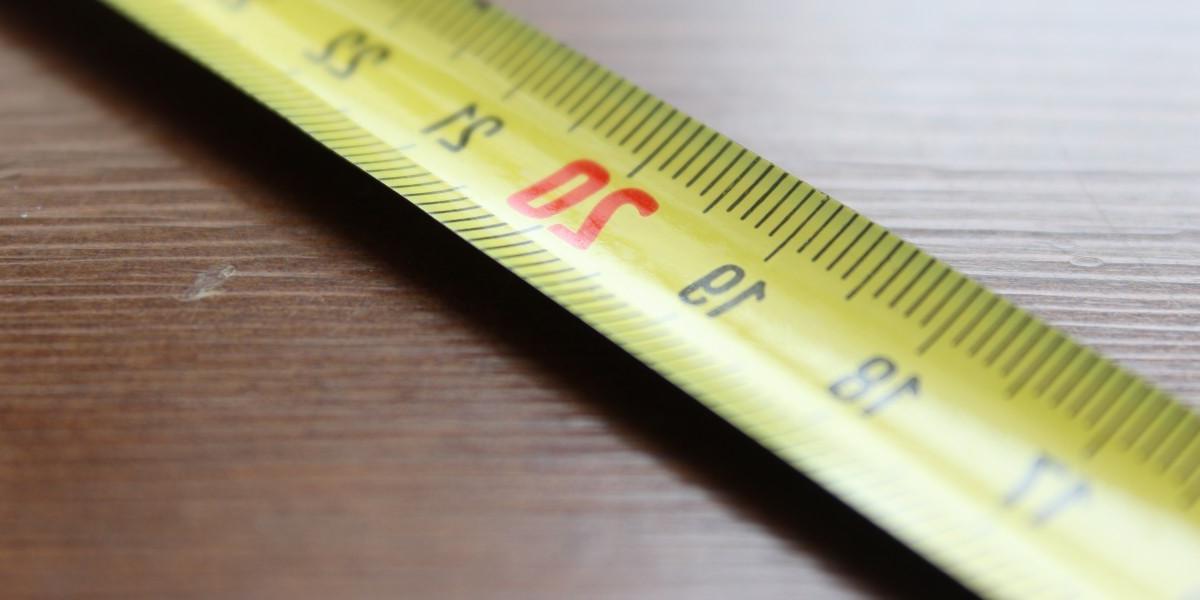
(1069, 256, 1105, 268)
(182, 265, 237, 302)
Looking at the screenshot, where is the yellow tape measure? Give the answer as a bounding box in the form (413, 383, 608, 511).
(102, 1, 1200, 597)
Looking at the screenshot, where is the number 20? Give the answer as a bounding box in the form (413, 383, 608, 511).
(508, 160, 658, 250)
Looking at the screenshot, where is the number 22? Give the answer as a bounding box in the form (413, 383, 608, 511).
(306, 29, 390, 79)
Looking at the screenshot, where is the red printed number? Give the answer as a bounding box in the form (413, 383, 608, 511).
(507, 159, 659, 250)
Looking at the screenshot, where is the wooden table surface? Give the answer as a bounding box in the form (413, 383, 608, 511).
(2, 1, 1197, 598)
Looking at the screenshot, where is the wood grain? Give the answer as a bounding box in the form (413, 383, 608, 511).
(0, 1, 1195, 598)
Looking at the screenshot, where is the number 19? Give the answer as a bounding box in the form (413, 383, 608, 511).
(679, 264, 766, 318)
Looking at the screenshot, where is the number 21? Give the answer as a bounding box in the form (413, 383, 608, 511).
(421, 103, 504, 153)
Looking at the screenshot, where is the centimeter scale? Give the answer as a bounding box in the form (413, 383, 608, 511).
(101, 0, 1200, 597)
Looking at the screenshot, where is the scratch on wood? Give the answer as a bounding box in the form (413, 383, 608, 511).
(182, 264, 237, 301)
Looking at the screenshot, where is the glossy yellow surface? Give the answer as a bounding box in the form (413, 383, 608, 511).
(103, 1, 1200, 597)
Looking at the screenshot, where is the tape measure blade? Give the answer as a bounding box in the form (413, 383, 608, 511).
(101, 1, 1200, 598)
